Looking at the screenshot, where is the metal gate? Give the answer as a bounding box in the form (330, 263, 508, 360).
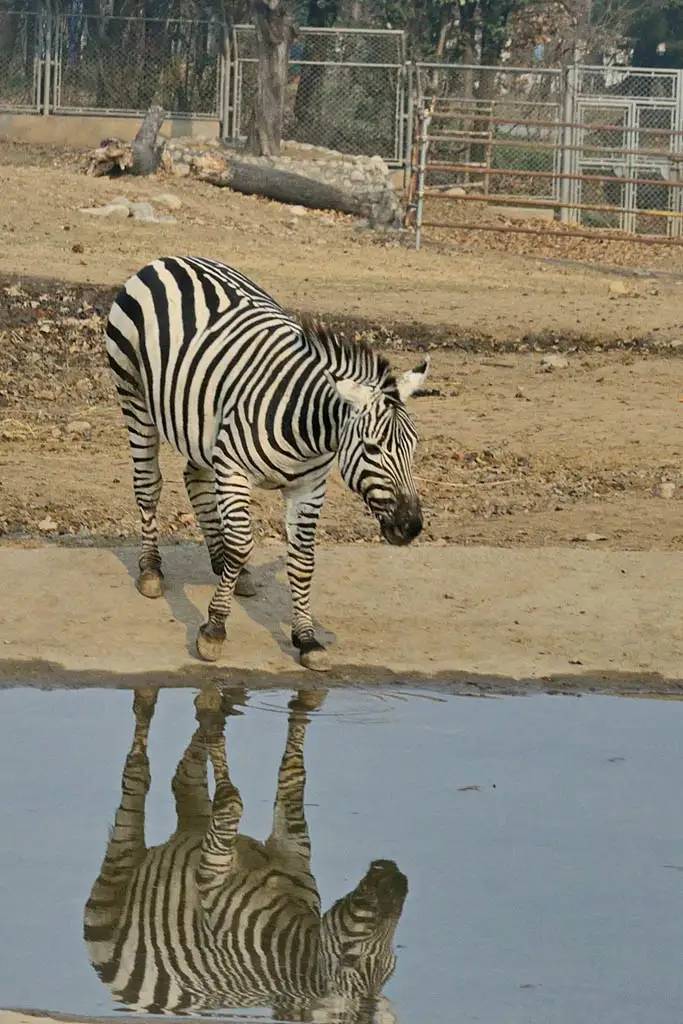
(410, 61, 683, 246)
(567, 66, 683, 237)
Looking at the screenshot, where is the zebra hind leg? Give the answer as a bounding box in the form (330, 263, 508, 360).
(284, 481, 330, 672)
(183, 461, 256, 598)
(195, 466, 254, 663)
(84, 686, 157, 949)
(122, 404, 164, 599)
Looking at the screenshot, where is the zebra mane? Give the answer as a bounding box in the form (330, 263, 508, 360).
(301, 316, 399, 401)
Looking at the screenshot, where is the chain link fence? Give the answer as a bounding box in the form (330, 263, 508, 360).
(52, 14, 222, 116)
(230, 25, 405, 161)
(0, 9, 42, 112)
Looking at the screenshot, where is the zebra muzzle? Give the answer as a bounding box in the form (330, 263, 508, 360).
(380, 497, 423, 546)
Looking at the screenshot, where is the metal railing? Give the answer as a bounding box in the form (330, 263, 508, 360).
(409, 62, 683, 246)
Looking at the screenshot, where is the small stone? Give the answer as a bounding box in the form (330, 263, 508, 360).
(653, 481, 676, 499)
(515, 385, 531, 400)
(71, 242, 84, 254)
(172, 161, 191, 178)
(66, 419, 92, 440)
(608, 279, 630, 297)
(153, 192, 183, 210)
(573, 532, 608, 542)
(37, 515, 58, 532)
(79, 203, 131, 219)
(287, 205, 308, 216)
(540, 353, 569, 370)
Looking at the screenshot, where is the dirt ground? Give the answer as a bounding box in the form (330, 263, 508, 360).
(0, 138, 681, 554)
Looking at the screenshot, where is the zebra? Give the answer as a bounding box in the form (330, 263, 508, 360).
(84, 685, 408, 1024)
(105, 256, 429, 669)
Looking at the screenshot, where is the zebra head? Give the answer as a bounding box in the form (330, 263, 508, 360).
(318, 858, 408, 1020)
(334, 359, 429, 546)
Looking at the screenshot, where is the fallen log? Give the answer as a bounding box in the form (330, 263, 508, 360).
(197, 159, 401, 228)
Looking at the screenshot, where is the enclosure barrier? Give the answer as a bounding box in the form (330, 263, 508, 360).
(2, 11, 683, 242)
(408, 63, 683, 247)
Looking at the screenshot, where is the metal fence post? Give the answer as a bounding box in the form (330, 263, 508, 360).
(220, 29, 232, 141)
(42, 8, 52, 116)
(558, 64, 576, 223)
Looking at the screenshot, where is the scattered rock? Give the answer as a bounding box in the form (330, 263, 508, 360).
(515, 385, 531, 400)
(288, 205, 308, 217)
(540, 353, 569, 370)
(37, 515, 58, 532)
(66, 419, 92, 440)
(172, 161, 191, 178)
(71, 242, 84, 254)
(79, 203, 130, 219)
(572, 532, 608, 542)
(653, 481, 676, 499)
(153, 192, 183, 210)
(608, 279, 631, 297)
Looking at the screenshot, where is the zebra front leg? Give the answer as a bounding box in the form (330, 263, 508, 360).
(266, 689, 328, 863)
(284, 481, 329, 672)
(122, 406, 164, 599)
(196, 467, 254, 662)
(196, 691, 243, 910)
(183, 461, 256, 598)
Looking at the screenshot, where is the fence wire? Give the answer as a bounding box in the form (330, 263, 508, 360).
(0, 9, 41, 112)
(232, 25, 405, 160)
(53, 14, 222, 116)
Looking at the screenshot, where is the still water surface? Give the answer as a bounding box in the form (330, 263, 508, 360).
(0, 685, 682, 1023)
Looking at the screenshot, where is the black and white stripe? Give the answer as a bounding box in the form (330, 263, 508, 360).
(105, 257, 429, 668)
(84, 688, 407, 1022)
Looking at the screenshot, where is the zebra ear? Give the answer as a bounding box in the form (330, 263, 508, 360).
(397, 357, 430, 402)
(334, 377, 376, 410)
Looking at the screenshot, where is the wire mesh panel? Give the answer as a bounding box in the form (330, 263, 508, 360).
(0, 9, 42, 112)
(232, 26, 405, 161)
(53, 14, 222, 116)
(414, 63, 563, 200)
(571, 67, 683, 236)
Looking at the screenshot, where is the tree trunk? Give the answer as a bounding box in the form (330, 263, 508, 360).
(246, 0, 295, 157)
(130, 105, 166, 174)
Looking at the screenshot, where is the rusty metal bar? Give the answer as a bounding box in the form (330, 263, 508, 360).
(424, 162, 683, 190)
(423, 190, 683, 219)
(427, 133, 681, 160)
(427, 110, 683, 137)
(419, 221, 680, 244)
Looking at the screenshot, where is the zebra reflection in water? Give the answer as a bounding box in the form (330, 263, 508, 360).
(84, 687, 407, 1023)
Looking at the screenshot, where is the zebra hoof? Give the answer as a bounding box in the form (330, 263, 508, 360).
(196, 622, 226, 663)
(235, 569, 257, 598)
(298, 643, 331, 673)
(136, 569, 164, 599)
